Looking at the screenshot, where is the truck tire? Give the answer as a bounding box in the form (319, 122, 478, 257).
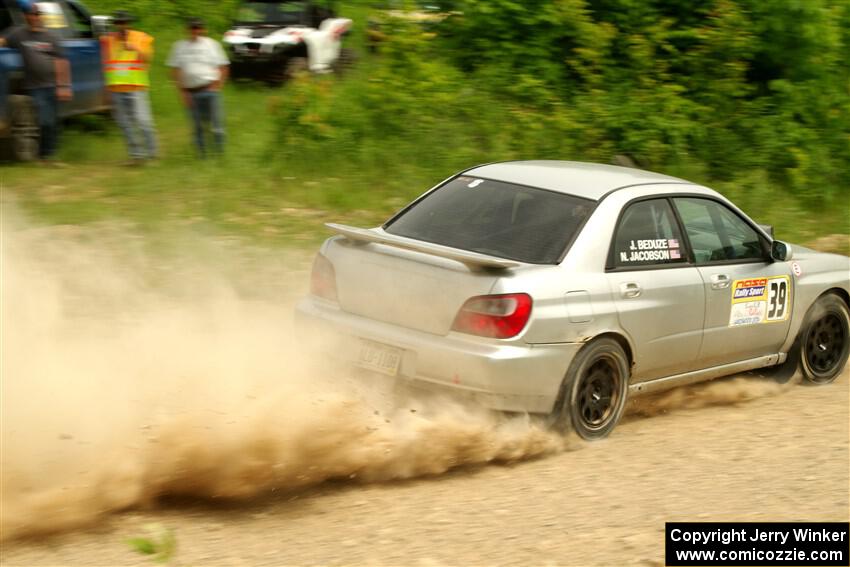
(231, 61, 253, 81)
(8, 95, 40, 162)
(333, 48, 356, 75)
(268, 57, 307, 84)
(284, 56, 309, 81)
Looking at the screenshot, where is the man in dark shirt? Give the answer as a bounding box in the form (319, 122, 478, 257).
(0, 1, 72, 163)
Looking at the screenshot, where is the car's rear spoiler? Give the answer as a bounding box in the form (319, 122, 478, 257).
(325, 223, 520, 270)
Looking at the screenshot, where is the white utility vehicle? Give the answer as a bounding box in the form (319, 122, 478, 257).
(223, 0, 352, 82)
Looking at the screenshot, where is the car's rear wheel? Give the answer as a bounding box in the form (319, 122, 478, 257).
(552, 338, 629, 440)
(799, 294, 849, 384)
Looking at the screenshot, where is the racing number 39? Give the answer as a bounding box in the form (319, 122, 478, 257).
(767, 278, 788, 320)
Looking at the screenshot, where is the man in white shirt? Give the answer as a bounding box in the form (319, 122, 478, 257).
(166, 18, 229, 156)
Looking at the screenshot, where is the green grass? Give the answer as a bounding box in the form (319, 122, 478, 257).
(126, 524, 177, 564)
(0, 27, 396, 249)
(1, 19, 847, 255)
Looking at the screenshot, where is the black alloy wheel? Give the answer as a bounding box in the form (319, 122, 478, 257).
(576, 357, 621, 429)
(801, 294, 850, 384)
(553, 337, 630, 440)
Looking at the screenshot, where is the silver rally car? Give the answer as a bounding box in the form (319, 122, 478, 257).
(296, 161, 850, 439)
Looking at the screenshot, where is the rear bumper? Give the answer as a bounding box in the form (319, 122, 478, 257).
(294, 297, 581, 414)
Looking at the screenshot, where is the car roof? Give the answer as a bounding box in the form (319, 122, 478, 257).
(465, 160, 689, 201)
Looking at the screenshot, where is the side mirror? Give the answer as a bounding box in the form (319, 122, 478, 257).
(771, 240, 793, 262)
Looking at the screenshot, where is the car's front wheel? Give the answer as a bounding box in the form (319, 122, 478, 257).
(553, 338, 630, 440)
(799, 293, 850, 384)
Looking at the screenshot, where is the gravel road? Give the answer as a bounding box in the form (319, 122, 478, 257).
(3, 368, 847, 567)
(2, 222, 847, 566)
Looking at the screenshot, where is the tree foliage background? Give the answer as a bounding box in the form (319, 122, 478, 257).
(432, 0, 850, 206)
(93, 0, 849, 209)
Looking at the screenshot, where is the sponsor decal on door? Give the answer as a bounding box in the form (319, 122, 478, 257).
(729, 275, 791, 327)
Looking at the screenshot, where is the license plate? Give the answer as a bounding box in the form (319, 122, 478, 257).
(356, 340, 402, 377)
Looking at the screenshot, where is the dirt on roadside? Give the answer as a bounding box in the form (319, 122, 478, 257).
(1, 213, 848, 566)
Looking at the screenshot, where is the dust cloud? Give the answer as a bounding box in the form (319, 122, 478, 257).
(626, 375, 793, 419)
(1, 208, 803, 542)
(0, 211, 563, 541)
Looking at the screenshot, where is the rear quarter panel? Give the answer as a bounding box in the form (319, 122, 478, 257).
(488, 191, 633, 347)
(491, 266, 620, 346)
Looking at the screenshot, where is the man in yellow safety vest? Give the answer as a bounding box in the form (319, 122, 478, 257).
(101, 10, 158, 164)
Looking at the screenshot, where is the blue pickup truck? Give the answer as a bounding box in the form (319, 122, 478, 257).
(0, 0, 109, 160)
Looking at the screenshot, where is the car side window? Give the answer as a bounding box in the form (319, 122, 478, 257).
(612, 199, 687, 268)
(673, 197, 766, 264)
(62, 2, 93, 39)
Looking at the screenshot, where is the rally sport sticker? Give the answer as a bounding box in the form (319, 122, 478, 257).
(729, 275, 791, 327)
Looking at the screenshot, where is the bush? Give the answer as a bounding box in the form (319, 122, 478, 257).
(272, 0, 848, 212)
(87, 0, 241, 33)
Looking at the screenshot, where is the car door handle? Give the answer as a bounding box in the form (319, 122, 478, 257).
(620, 282, 641, 299)
(711, 274, 731, 290)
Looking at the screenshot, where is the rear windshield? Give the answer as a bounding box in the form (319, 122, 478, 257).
(384, 176, 593, 264)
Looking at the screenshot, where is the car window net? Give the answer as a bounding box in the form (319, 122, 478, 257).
(384, 176, 592, 264)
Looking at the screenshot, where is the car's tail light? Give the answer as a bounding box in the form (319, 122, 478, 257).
(451, 293, 532, 339)
(310, 253, 338, 302)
